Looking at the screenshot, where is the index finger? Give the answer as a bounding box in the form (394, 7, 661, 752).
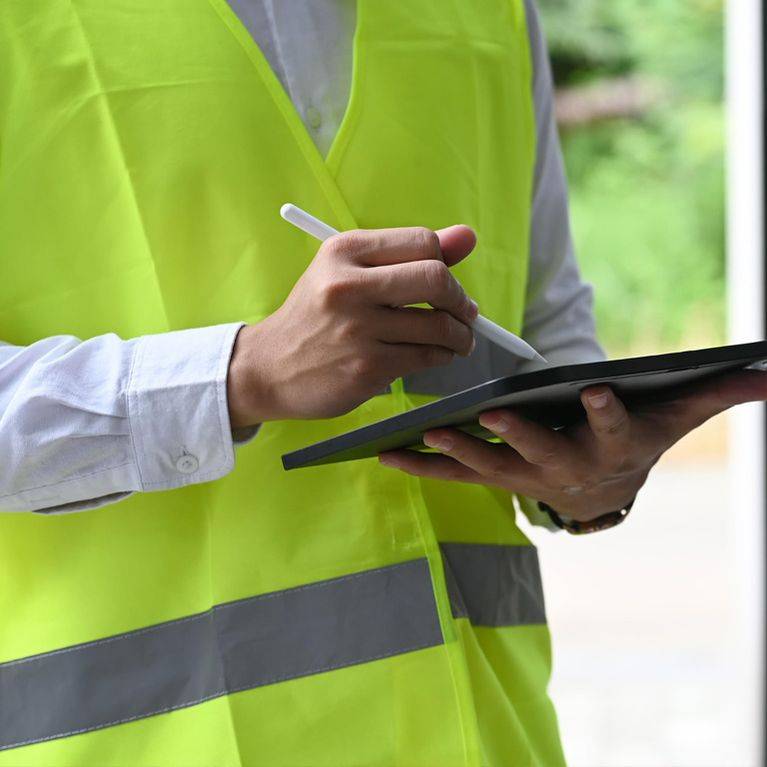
(364, 259, 477, 324)
(328, 225, 475, 267)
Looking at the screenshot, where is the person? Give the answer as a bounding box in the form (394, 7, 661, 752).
(0, 1, 762, 765)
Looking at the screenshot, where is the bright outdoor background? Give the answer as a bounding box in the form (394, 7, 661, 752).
(518, 2, 757, 766)
(540, 0, 726, 357)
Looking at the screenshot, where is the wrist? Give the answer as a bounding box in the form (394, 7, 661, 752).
(538, 495, 636, 535)
(226, 323, 279, 428)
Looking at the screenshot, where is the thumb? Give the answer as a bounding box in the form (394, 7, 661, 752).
(677, 369, 767, 422)
(436, 225, 477, 267)
(713, 369, 767, 407)
(645, 369, 767, 440)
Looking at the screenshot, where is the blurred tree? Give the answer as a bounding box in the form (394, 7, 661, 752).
(537, 0, 725, 354)
(535, 0, 634, 83)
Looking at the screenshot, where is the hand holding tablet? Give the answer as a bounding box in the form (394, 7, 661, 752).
(283, 341, 767, 468)
(283, 341, 767, 525)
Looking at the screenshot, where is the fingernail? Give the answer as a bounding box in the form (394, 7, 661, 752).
(423, 433, 454, 451)
(587, 392, 610, 409)
(469, 336, 476, 354)
(481, 414, 511, 433)
(467, 299, 479, 320)
(378, 454, 400, 467)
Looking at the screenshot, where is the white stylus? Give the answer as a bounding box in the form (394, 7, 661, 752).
(280, 203, 548, 365)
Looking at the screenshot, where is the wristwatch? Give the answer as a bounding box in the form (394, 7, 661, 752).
(537, 496, 636, 535)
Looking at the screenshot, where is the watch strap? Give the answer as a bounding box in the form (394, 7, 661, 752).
(537, 496, 636, 535)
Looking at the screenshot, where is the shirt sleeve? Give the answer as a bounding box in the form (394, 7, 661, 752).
(519, 0, 607, 372)
(0, 322, 252, 514)
(516, 0, 608, 530)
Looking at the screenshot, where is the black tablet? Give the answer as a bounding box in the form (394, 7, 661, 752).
(282, 341, 767, 470)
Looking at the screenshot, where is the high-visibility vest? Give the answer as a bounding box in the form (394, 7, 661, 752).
(0, 1, 566, 765)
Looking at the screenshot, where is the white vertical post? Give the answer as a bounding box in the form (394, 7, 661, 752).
(726, 0, 764, 762)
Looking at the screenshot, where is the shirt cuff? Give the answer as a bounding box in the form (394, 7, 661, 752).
(127, 323, 245, 491)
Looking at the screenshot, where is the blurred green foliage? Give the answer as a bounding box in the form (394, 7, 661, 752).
(537, 0, 725, 355)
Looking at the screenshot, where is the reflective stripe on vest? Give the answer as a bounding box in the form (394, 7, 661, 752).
(442, 543, 546, 627)
(0, 546, 544, 752)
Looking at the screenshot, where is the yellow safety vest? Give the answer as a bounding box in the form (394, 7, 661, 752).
(0, 1, 566, 764)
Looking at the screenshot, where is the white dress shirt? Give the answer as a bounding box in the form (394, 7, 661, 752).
(0, 0, 604, 514)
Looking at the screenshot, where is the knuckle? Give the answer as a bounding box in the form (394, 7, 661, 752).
(533, 449, 558, 466)
(336, 316, 363, 344)
(610, 451, 643, 476)
(558, 463, 587, 486)
(560, 474, 591, 496)
(324, 230, 366, 259)
(319, 234, 344, 259)
(348, 354, 378, 380)
(421, 259, 451, 294)
(412, 226, 440, 257)
(560, 483, 585, 498)
(320, 272, 357, 308)
(485, 459, 509, 480)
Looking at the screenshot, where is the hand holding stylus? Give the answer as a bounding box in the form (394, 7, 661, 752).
(280, 204, 547, 364)
(227, 219, 481, 426)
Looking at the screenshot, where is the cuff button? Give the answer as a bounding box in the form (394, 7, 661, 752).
(175, 453, 199, 475)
